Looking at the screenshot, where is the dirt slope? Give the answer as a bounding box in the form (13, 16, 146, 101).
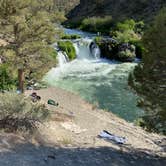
(0, 87, 165, 166)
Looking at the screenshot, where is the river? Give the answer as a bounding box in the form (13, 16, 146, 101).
(44, 28, 143, 122)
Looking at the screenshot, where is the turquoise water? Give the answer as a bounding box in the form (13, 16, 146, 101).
(44, 58, 143, 122)
(44, 28, 143, 122)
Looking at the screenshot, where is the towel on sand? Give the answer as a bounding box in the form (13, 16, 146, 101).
(98, 130, 127, 144)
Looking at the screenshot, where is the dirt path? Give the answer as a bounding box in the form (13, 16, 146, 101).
(0, 87, 165, 166)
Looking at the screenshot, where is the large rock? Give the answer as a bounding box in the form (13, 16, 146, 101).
(97, 38, 136, 62)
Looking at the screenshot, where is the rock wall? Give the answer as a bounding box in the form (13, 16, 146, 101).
(53, 0, 80, 13)
(68, 0, 166, 22)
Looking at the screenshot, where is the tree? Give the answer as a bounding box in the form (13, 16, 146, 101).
(0, 0, 59, 93)
(130, 8, 166, 134)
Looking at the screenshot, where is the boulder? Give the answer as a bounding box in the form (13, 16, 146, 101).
(97, 38, 136, 62)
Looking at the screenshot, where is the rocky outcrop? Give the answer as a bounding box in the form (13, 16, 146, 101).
(68, 0, 166, 22)
(97, 38, 136, 62)
(53, 0, 79, 13)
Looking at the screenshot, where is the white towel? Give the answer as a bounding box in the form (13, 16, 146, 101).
(99, 131, 127, 144)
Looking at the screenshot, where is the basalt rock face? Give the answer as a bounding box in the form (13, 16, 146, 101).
(53, 0, 79, 13)
(68, 0, 166, 22)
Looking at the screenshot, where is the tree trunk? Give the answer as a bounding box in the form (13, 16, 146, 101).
(18, 69, 24, 93)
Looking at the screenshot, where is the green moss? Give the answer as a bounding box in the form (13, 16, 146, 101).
(61, 34, 81, 39)
(49, 48, 57, 59)
(58, 41, 76, 60)
(94, 36, 103, 44)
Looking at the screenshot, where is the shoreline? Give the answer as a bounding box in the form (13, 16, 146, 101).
(0, 87, 165, 166)
(25, 87, 165, 153)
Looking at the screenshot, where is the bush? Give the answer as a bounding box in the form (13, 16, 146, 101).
(0, 93, 50, 133)
(58, 41, 76, 60)
(61, 34, 81, 40)
(64, 20, 82, 29)
(94, 36, 103, 44)
(116, 19, 136, 31)
(114, 30, 140, 43)
(0, 64, 17, 91)
(113, 19, 144, 43)
(130, 41, 145, 59)
(80, 16, 113, 34)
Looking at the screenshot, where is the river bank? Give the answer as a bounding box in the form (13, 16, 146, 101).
(0, 87, 165, 165)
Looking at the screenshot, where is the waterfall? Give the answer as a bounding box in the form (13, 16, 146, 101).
(89, 42, 101, 59)
(56, 38, 100, 67)
(44, 28, 143, 122)
(57, 51, 69, 68)
(73, 38, 100, 59)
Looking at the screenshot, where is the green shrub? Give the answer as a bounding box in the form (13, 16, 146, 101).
(0, 93, 50, 133)
(130, 41, 145, 58)
(61, 34, 81, 40)
(94, 36, 103, 44)
(116, 19, 136, 31)
(64, 20, 82, 29)
(80, 16, 113, 34)
(114, 29, 140, 43)
(58, 41, 76, 60)
(0, 64, 17, 91)
(113, 19, 144, 43)
(116, 19, 144, 33)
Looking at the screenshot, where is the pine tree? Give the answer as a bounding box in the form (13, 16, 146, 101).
(0, 0, 59, 93)
(131, 8, 166, 134)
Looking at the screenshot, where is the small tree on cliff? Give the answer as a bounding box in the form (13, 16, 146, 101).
(0, 0, 59, 93)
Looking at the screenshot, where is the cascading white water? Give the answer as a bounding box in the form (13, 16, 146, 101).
(44, 28, 143, 122)
(90, 42, 101, 59)
(57, 51, 69, 68)
(73, 38, 100, 59)
(57, 38, 100, 68)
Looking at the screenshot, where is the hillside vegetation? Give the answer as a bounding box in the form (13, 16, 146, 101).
(129, 8, 166, 134)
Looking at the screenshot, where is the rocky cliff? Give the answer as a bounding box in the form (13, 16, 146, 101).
(53, 0, 79, 13)
(68, 0, 166, 22)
